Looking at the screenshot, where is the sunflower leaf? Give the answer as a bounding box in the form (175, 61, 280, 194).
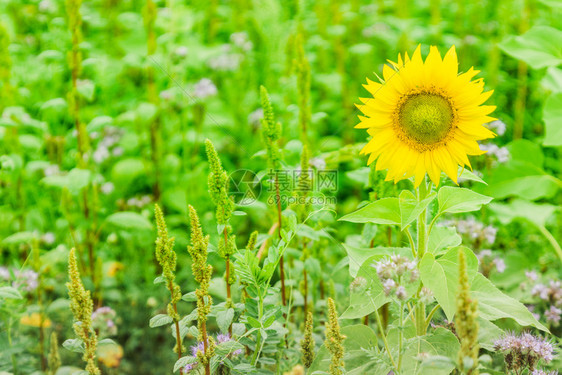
(339, 198, 401, 225)
(437, 187, 492, 215)
(543, 92, 562, 147)
(399, 190, 436, 229)
(499, 25, 562, 69)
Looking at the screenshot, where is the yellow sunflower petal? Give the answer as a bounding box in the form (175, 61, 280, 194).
(357, 45, 495, 187)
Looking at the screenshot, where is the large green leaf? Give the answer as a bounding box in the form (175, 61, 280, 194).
(470, 273, 547, 332)
(459, 168, 487, 185)
(341, 255, 390, 319)
(343, 244, 410, 277)
(105, 211, 153, 231)
(490, 199, 558, 227)
(541, 67, 562, 93)
(399, 190, 436, 230)
(389, 328, 460, 375)
(339, 198, 401, 225)
(419, 247, 478, 321)
(499, 26, 562, 69)
(427, 226, 462, 255)
(437, 187, 492, 215)
(0, 286, 23, 300)
(309, 325, 384, 374)
(543, 93, 562, 147)
(41, 168, 91, 193)
(537, 0, 562, 9)
(149, 314, 173, 328)
(508, 139, 544, 166)
(477, 318, 504, 351)
(110, 157, 146, 188)
(481, 140, 561, 200)
(1, 231, 37, 246)
(484, 160, 560, 200)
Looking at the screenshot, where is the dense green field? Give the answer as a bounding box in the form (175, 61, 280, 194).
(1, 0, 562, 374)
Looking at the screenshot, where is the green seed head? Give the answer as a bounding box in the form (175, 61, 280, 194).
(399, 93, 453, 145)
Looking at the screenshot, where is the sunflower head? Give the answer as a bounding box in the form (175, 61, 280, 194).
(357, 45, 496, 187)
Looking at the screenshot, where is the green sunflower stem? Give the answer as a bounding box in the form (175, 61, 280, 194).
(415, 178, 429, 336)
(416, 179, 428, 261)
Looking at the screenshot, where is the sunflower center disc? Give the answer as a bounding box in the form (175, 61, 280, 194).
(399, 94, 453, 145)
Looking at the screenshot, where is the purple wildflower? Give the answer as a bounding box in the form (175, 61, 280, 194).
(493, 258, 506, 273)
(0, 266, 10, 280)
(532, 369, 558, 375)
(526, 271, 539, 282)
(12, 269, 38, 292)
(545, 305, 562, 326)
(495, 332, 555, 372)
(193, 78, 217, 99)
(92, 306, 117, 337)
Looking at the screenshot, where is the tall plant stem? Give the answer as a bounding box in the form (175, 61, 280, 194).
(416, 180, 428, 260)
(251, 294, 265, 365)
(224, 227, 233, 312)
(303, 266, 308, 316)
(415, 179, 429, 336)
(374, 306, 397, 370)
(538, 226, 562, 263)
(201, 319, 210, 375)
(513, 0, 531, 140)
(397, 302, 405, 370)
(275, 175, 287, 307)
(8, 317, 18, 374)
(168, 281, 182, 359)
(37, 281, 46, 370)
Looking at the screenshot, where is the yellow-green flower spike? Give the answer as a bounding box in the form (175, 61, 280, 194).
(246, 230, 258, 251)
(154, 205, 177, 283)
(295, 28, 310, 146)
(153, 205, 185, 357)
(0, 23, 13, 107)
(456, 250, 479, 375)
(187, 205, 212, 290)
(301, 311, 315, 368)
(325, 298, 345, 375)
(143, 0, 157, 56)
(66, 248, 101, 375)
(65, 0, 82, 78)
(260, 85, 282, 171)
(48, 332, 61, 375)
(205, 139, 235, 228)
(188, 205, 216, 366)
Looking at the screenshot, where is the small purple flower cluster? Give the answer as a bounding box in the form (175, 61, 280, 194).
(182, 333, 243, 374)
(521, 272, 562, 327)
(349, 276, 367, 293)
(92, 306, 118, 337)
(373, 255, 418, 301)
(92, 126, 124, 165)
(494, 332, 555, 373)
(477, 249, 506, 277)
(247, 108, 263, 129)
(207, 32, 252, 72)
(453, 216, 498, 245)
(531, 369, 558, 375)
(480, 143, 510, 163)
(487, 119, 507, 136)
(125, 195, 152, 209)
(0, 266, 38, 292)
(192, 78, 218, 100)
(208, 44, 243, 71)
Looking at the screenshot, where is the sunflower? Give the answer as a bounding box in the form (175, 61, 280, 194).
(357, 45, 496, 187)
